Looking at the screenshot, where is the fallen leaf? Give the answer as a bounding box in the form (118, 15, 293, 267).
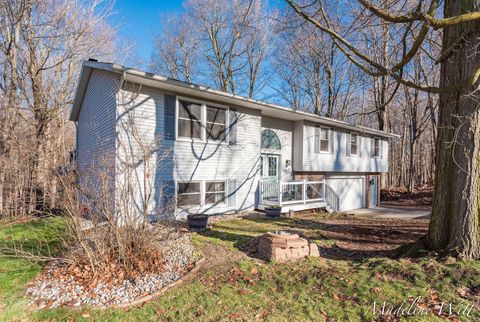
(239, 288, 252, 295)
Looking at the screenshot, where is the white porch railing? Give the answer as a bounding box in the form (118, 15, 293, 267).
(259, 179, 339, 212)
(324, 183, 340, 212)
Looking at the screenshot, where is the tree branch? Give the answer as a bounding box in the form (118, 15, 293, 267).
(286, 0, 480, 93)
(359, 0, 480, 29)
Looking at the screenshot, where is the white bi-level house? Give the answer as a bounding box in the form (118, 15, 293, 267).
(71, 60, 397, 219)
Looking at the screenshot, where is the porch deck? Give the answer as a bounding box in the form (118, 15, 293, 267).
(258, 180, 339, 213)
(257, 201, 330, 213)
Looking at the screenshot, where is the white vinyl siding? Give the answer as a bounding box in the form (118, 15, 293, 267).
(117, 85, 262, 218)
(76, 70, 120, 212)
(300, 123, 389, 172)
(77, 70, 119, 172)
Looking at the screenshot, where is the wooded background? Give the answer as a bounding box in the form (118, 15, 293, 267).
(0, 0, 438, 219)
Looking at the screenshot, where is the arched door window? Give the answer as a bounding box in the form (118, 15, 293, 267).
(261, 129, 281, 150)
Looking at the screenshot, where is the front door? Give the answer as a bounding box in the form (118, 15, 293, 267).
(261, 154, 280, 181)
(371, 176, 378, 207)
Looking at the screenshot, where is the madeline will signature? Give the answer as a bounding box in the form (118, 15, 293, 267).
(369, 297, 475, 317)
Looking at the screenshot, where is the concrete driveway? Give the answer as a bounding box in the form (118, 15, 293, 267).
(347, 206, 430, 219)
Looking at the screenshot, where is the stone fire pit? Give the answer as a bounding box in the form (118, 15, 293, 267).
(255, 230, 320, 262)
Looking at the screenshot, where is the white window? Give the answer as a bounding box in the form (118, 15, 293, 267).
(177, 99, 228, 142)
(205, 181, 226, 204)
(350, 133, 359, 156)
(178, 100, 202, 139)
(373, 138, 381, 158)
(315, 127, 331, 153)
(177, 182, 201, 206)
(206, 106, 227, 142)
(320, 128, 329, 152)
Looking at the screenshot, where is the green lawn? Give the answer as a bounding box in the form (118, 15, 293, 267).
(1, 216, 479, 321)
(0, 217, 65, 320)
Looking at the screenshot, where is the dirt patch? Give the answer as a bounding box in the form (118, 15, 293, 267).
(316, 217, 429, 260)
(381, 186, 433, 209)
(197, 213, 430, 263)
(198, 243, 246, 270)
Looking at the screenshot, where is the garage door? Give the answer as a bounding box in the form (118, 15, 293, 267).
(326, 177, 365, 211)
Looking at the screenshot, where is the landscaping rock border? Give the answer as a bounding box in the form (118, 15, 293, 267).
(27, 233, 202, 310)
(94, 256, 205, 310)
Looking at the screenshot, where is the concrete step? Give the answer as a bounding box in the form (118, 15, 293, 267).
(325, 205, 334, 213)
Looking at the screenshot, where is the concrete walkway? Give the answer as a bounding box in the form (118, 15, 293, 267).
(347, 206, 430, 219)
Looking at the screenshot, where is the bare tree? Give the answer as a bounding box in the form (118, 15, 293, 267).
(151, 14, 198, 82)
(0, 0, 118, 219)
(287, 0, 480, 258)
(151, 0, 272, 98)
(273, 10, 360, 118)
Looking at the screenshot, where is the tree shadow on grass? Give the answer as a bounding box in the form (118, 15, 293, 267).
(198, 215, 428, 262)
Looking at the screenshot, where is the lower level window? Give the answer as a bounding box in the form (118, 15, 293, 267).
(205, 181, 225, 204)
(177, 182, 201, 206)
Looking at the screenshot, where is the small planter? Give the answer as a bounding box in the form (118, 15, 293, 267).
(187, 214, 209, 230)
(265, 206, 282, 218)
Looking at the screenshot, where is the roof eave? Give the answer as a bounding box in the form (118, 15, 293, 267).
(70, 61, 121, 121)
(117, 67, 399, 139)
(71, 61, 400, 139)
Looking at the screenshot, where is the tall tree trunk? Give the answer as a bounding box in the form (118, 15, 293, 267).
(427, 0, 480, 258)
(408, 140, 416, 192)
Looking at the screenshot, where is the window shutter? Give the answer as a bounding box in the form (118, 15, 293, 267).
(227, 179, 236, 207)
(229, 108, 238, 145)
(161, 180, 176, 219)
(346, 133, 351, 156)
(314, 127, 320, 153)
(379, 139, 383, 158)
(358, 136, 362, 156)
(371, 138, 375, 157)
(164, 94, 176, 140)
(330, 129, 335, 154)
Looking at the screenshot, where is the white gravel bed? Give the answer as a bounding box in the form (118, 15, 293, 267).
(26, 234, 196, 309)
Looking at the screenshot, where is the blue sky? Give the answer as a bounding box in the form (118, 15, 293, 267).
(108, 0, 286, 102)
(109, 0, 286, 66)
(109, 0, 184, 63)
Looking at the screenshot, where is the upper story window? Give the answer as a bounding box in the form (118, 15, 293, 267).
(178, 100, 202, 139)
(350, 133, 359, 156)
(261, 129, 281, 150)
(177, 99, 228, 142)
(373, 138, 381, 158)
(315, 127, 331, 153)
(206, 106, 227, 141)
